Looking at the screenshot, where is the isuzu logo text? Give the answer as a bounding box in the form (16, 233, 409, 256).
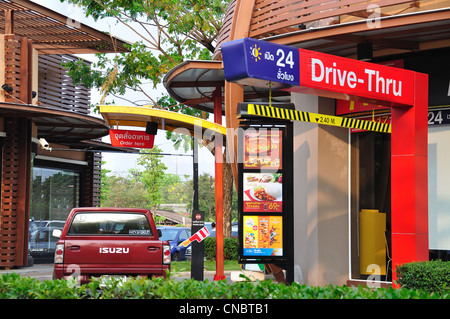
(99, 247, 130, 254)
(299, 49, 414, 105)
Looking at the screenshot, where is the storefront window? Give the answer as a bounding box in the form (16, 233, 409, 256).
(30, 167, 80, 222)
(29, 167, 80, 263)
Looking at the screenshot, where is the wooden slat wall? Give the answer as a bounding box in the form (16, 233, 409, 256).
(38, 54, 91, 114)
(214, 0, 237, 60)
(83, 152, 102, 207)
(0, 118, 31, 268)
(3, 35, 21, 103)
(249, 0, 423, 38)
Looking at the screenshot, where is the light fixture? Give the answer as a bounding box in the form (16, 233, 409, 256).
(1, 84, 13, 94)
(32, 91, 37, 99)
(146, 121, 158, 135)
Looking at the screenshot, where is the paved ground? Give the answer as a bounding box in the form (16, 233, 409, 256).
(0, 264, 55, 281)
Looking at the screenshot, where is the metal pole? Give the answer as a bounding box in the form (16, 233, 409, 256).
(213, 86, 225, 281)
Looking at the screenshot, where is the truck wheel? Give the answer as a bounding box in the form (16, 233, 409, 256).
(172, 252, 180, 261)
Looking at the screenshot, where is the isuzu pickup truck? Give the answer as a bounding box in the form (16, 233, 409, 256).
(53, 207, 171, 284)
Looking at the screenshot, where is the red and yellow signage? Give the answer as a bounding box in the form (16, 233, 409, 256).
(243, 173, 283, 213)
(243, 215, 283, 257)
(298, 49, 414, 106)
(109, 129, 155, 148)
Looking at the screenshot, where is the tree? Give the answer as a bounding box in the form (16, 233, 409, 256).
(159, 173, 191, 204)
(60, 0, 230, 107)
(100, 161, 111, 202)
(137, 146, 168, 212)
(101, 174, 152, 208)
(61, 0, 235, 236)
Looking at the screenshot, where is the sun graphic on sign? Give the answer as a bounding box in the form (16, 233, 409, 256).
(250, 44, 262, 62)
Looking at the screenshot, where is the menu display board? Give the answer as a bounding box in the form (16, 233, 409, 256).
(243, 215, 283, 257)
(238, 123, 291, 264)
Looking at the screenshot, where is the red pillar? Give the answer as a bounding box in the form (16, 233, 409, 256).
(213, 86, 225, 280)
(390, 72, 429, 284)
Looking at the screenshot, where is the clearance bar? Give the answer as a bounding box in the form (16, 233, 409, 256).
(244, 103, 391, 133)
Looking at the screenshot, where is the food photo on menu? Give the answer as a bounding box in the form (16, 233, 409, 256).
(244, 129, 282, 170)
(243, 215, 283, 257)
(243, 173, 283, 212)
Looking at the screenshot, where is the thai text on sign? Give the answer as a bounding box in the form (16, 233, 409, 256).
(109, 129, 155, 148)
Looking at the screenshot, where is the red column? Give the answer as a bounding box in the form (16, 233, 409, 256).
(390, 72, 429, 284)
(213, 86, 225, 280)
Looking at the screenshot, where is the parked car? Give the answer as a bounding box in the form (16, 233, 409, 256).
(204, 221, 238, 238)
(29, 226, 62, 263)
(157, 226, 191, 261)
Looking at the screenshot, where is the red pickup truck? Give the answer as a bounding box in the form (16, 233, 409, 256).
(53, 207, 171, 284)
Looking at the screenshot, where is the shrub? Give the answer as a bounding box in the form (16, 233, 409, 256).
(204, 237, 238, 260)
(396, 260, 450, 294)
(0, 273, 448, 299)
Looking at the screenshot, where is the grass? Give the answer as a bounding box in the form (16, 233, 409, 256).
(170, 260, 241, 273)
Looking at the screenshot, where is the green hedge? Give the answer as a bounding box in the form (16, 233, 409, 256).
(0, 272, 449, 299)
(396, 260, 450, 294)
(204, 237, 238, 260)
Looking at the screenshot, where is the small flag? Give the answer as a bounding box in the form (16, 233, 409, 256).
(179, 226, 210, 247)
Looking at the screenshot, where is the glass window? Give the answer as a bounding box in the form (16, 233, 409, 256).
(29, 166, 80, 262)
(180, 229, 190, 240)
(158, 228, 180, 241)
(350, 131, 391, 281)
(68, 212, 152, 236)
(30, 167, 80, 222)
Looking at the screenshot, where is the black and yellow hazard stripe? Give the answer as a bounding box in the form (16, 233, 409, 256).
(247, 104, 391, 133)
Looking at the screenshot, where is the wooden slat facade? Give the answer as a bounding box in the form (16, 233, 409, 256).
(83, 152, 102, 208)
(38, 54, 91, 115)
(248, 0, 441, 39)
(0, 0, 129, 54)
(0, 118, 32, 268)
(0, 30, 102, 268)
(214, 0, 450, 59)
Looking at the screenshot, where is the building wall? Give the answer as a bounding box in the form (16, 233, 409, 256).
(292, 93, 349, 286)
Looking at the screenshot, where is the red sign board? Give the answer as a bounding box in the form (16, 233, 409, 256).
(109, 129, 155, 148)
(298, 49, 414, 106)
(336, 60, 405, 115)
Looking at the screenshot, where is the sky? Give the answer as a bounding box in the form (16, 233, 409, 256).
(34, 0, 216, 178)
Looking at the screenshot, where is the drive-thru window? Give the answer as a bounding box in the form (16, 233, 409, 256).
(222, 37, 429, 284)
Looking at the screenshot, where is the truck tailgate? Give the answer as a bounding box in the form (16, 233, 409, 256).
(63, 236, 163, 265)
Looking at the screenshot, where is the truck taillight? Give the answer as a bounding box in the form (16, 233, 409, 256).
(163, 244, 171, 264)
(54, 244, 64, 264)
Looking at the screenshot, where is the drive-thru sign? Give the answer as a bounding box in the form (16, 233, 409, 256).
(222, 37, 429, 284)
(223, 37, 415, 106)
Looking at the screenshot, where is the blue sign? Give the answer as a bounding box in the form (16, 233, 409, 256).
(222, 38, 300, 89)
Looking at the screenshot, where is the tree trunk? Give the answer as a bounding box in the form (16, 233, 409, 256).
(222, 148, 233, 238)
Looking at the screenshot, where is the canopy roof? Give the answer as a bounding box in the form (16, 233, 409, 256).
(163, 60, 290, 114)
(0, 0, 129, 54)
(0, 101, 109, 142)
(99, 105, 227, 144)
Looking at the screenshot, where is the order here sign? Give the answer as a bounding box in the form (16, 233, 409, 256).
(109, 129, 155, 148)
(222, 38, 415, 106)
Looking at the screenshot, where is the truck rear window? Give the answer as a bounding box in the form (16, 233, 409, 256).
(67, 212, 152, 236)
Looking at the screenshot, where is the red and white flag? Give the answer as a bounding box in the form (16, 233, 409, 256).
(179, 226, 210, 247)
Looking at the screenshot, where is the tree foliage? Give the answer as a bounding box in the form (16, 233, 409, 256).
(60, 0, 230, 108)
(136, 146, 168, 211)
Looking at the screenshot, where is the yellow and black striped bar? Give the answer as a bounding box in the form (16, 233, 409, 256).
(246, 103, 391, 133)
